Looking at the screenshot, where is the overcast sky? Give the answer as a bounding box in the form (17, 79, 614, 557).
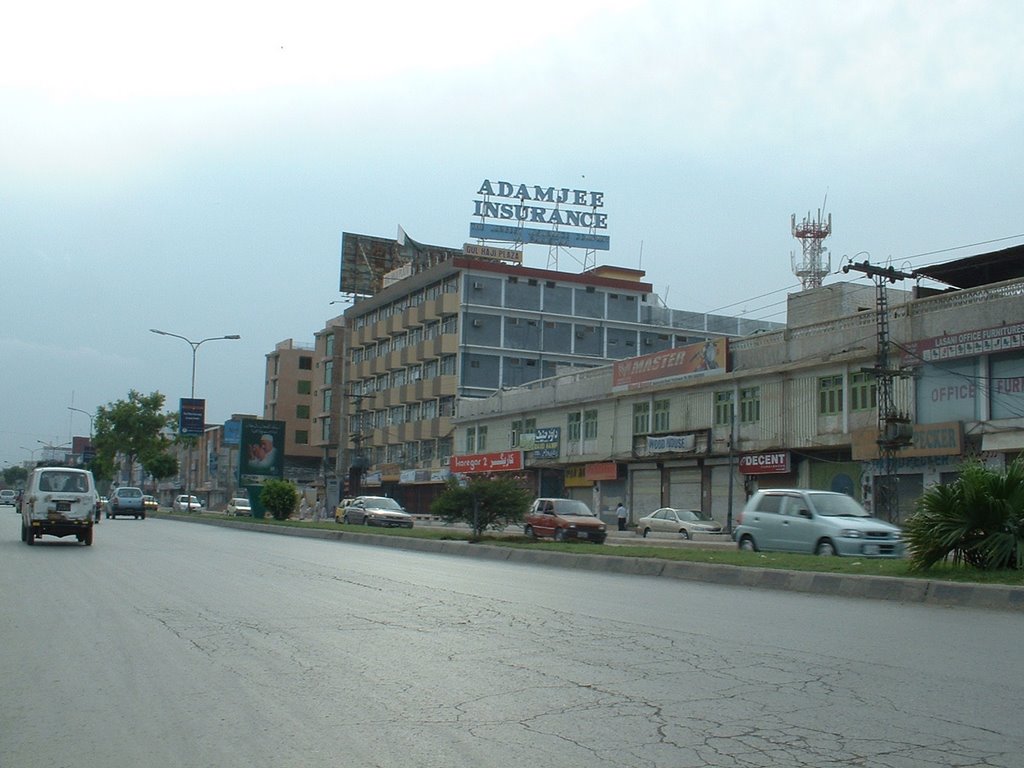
(2, 0, 1022, 466)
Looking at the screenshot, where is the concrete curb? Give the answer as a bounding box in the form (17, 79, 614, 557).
(160, 515, 1024, 612)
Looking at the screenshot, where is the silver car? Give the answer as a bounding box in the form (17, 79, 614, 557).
(341, 496, 414, 528)
(734, 489, 904, 557)
(635, 508, 722, 539)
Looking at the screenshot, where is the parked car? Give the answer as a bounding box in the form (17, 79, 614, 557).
(524, 498, 607, 543)
(142, 495, 158, 513)
(0, 489, 17, 507)
(340, 496, 414, 528)
(107, 486, 146, 519)
(225, 497, 252, 516)
(333, 498, 356, 523)
(635, 507, 723, 539)
(22, 467, 97, 545)
(734, 489, 904, 557)
(173, 494, 202, 513)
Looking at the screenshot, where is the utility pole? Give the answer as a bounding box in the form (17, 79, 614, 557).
(841, 260, 916, 523)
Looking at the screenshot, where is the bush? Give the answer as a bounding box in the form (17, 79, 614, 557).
(259, 479, 299, 521)
(905, 458, 1024, 571)
(430, 476, 531, 540)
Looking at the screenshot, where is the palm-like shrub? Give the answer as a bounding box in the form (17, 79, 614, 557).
(905, 459, 1024, 570)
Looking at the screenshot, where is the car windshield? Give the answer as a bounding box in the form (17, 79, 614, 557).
(232, 499, 250, 506)
(550, 500, 595, 517)
(119, 488, 142, 497)
(676, 510, 705, 521)
(364, 497, 402, 511)
(809, 493, 870, 517)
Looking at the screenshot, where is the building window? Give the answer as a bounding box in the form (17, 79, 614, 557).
(321, 417, 331, 441)
(653, 399, 670, 432)
(567, 412, 581, 442)
(477, 425, 487, 451)
(324, 360, 334, 384)
(511, 418, 536, 448)
(583, 409, 598, 441)
(440, 355, 457, 375)
(299, 356, 312, 370)
(740, 387, 761, 423)
(297, 380, 311, 395)
(466, 428, 476, 454)
(714, 391, 734, 426)
(819, 375, 844, 415)
(295, 430, 309, 445)
(296, 404, 310, 419)
(850, 372, 877, 411)
(325, 333, 334, 357)
(633, 402, 650, 435)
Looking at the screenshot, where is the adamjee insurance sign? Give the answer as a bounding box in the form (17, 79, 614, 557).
(739, 451, 791, 475)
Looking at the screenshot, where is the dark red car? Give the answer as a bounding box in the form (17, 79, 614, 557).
(524, 498, 607, 543)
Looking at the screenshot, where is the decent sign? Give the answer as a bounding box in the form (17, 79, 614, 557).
(739, 451, 791, 475)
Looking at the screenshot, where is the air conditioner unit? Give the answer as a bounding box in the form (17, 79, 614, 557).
(472, 319, 483, 327)
(473, 281, 483, 289)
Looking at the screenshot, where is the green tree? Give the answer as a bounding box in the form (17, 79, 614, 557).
(92, 391, 176, 484)
(430, 476, 531, 540)
(259, 479, 299, 521)
(906, 458, 1024, 571)
(3, 465, 28, 488)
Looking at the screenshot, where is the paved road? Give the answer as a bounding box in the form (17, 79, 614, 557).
(2, 512, 1021, 768)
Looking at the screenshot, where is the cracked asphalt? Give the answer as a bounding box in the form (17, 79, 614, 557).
(2, 513, 1021, 768)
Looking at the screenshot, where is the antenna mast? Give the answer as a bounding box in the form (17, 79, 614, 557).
(791, 208, 832, 289)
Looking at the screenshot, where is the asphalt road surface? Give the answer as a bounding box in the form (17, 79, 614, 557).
(2, 512, 1021, 768)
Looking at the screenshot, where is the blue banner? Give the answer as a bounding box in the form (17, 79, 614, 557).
(470, 222, 610, 250)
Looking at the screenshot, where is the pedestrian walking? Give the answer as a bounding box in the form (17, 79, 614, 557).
(616, 502, 628, 531)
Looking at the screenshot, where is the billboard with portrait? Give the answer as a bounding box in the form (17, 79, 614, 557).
(238, 419, 285, 484)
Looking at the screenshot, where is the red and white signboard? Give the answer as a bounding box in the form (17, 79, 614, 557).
(739, 451, 791, 475)
(450, 451, 524, 474)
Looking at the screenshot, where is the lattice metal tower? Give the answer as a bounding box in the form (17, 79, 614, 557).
(791, 209, 832, 289)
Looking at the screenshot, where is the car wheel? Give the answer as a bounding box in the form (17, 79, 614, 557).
(679, 529, 690, 540)
(554, 528, 567, 542)
(524, 525, 535, 538)
(20, 522, 27, 542)
(815, 540, 837, 556)
(141, 513, 146, 520)
(26, 527, 34, 545)
(642, 527, 651, 538)
(84, 528, 93, 546)
(343, 514, 351, 524)
(738, 535, 757, 552)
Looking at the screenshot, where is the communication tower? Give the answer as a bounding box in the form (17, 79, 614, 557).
(791, 208, 832, 289)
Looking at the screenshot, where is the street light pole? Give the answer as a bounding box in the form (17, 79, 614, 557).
(67, 406, 95, 438)
(150, 329, 241, 510)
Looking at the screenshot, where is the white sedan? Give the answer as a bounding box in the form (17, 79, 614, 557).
(173, 494, 203, 513)
(635, 508, 723, 539)
(225, 498, 252, 516)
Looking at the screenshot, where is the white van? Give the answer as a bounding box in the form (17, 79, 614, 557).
(22, 467, 97, 546)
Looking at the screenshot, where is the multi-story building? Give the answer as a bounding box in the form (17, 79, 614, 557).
(339, 237, 779, 514)
(312, 315, 346, 508)
(263, 339, 321, 487)
(453, 245, 1024, 527)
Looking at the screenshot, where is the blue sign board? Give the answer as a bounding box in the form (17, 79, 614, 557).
(470, 222, 610, 250)
(180, 398, 206, 437)
(223, 419, 242, 446)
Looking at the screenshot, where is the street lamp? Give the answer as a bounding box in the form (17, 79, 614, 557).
(68, 406, 95, 438)
(20, 446, 41, 465)
(149, 328, 241, 509)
